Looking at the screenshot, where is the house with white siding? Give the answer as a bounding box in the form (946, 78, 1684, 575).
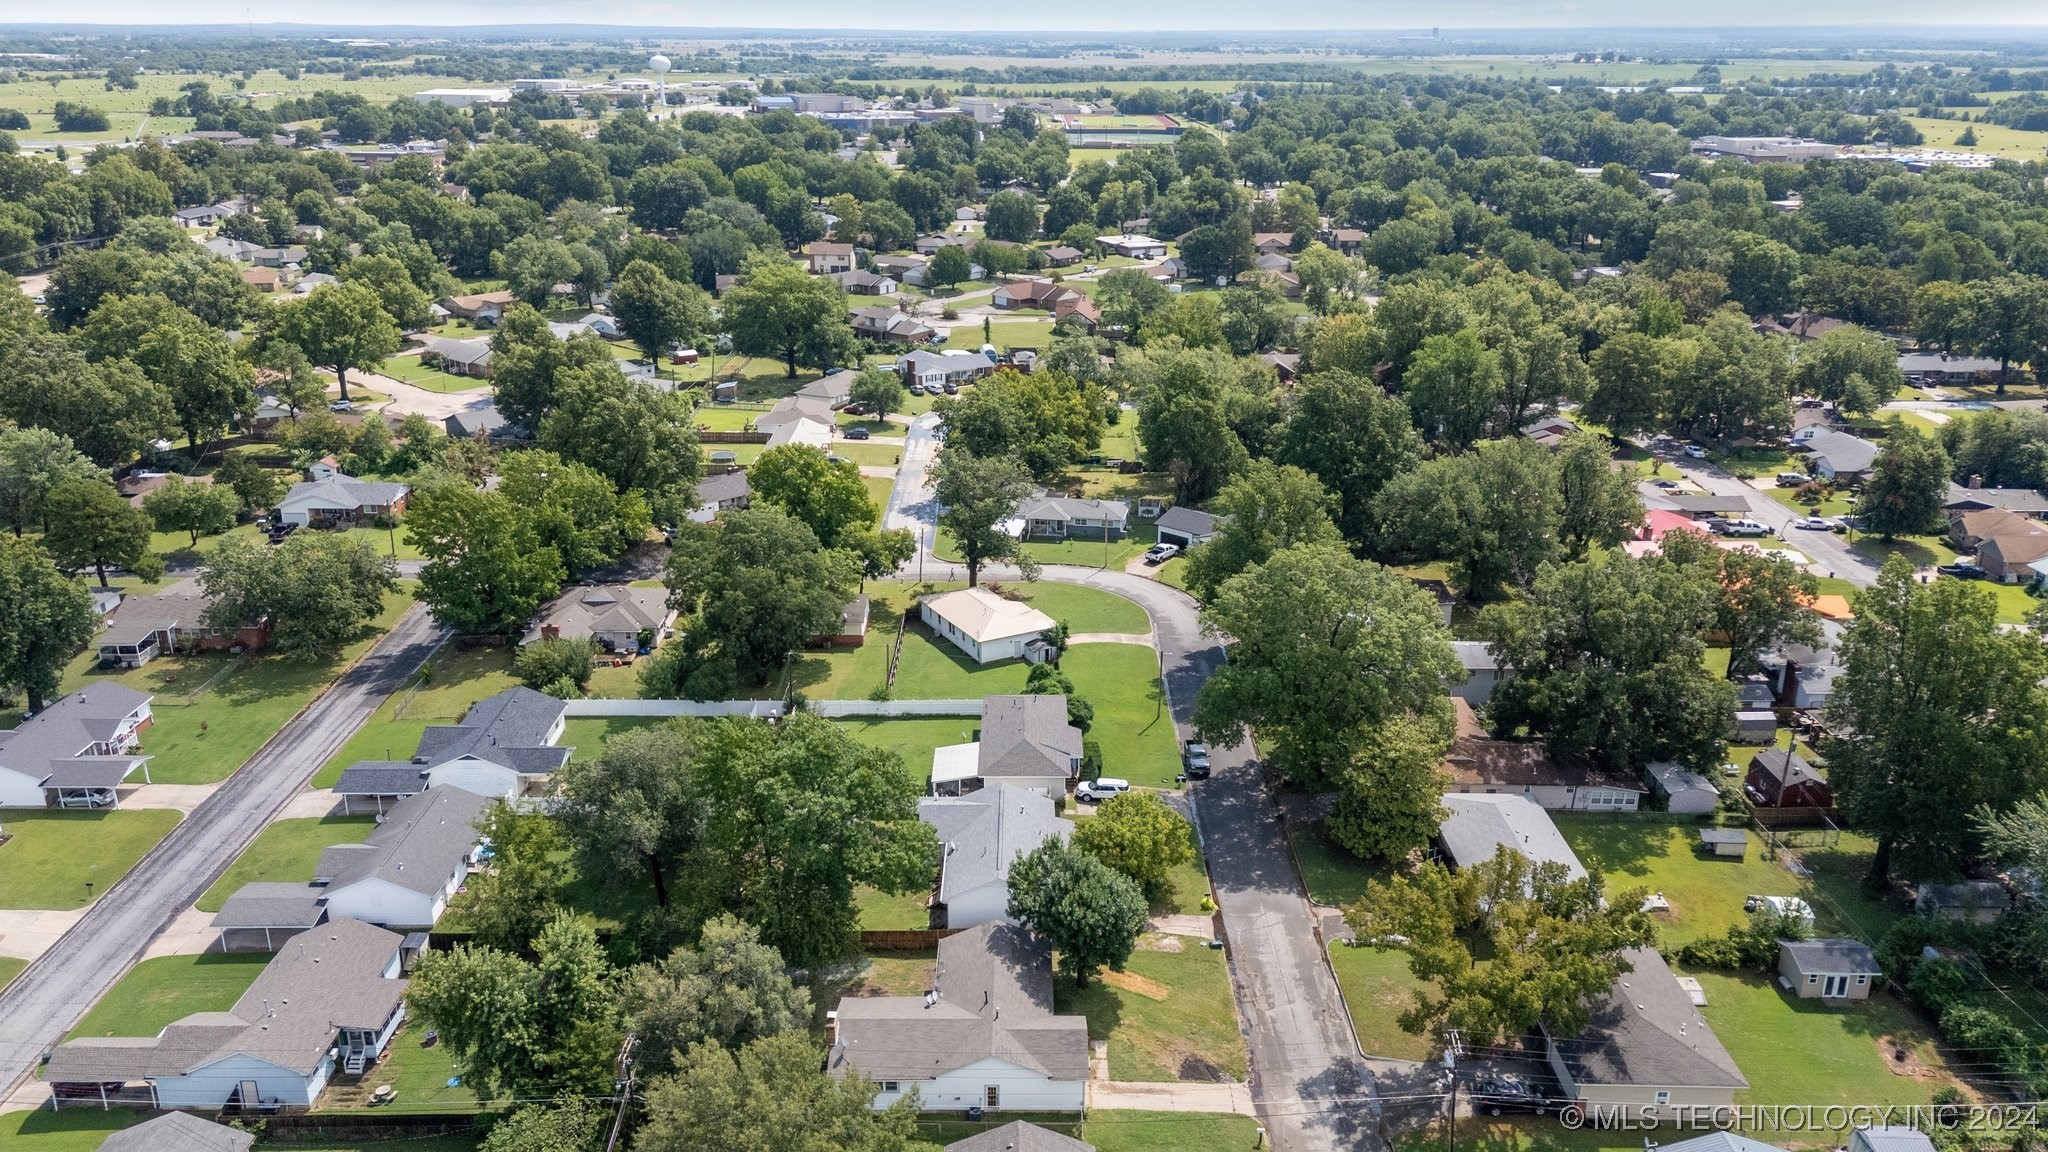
(920, 589, 1056, 665)
(43, 919, 412, 1111)
(1441, 699, 1644, 812)
(921, 783, 1072, 928)
(828, 922, 1089, 1113)
(0, 685, 154, 809)
(311, 788, 491, 929)
(331, 687, 569, 812)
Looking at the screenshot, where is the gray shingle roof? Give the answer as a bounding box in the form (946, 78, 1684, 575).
(525, 584, 670, 645)
(1801, 430, 1880, 474)
(1153, 506, 1218, 536)
(332, 761, 429, 797)
(336, 686, 568, 794)
(98, 1110, 255, 1152)
(922, 783, 1072, 903)
(280, 474, 410, 512)
(0, 685, 153, 788)
(1553, 946, 1748, 1090)
(946, 1122, 1095, 1152)
(321, 788, 489, 896)
(977, 696, 1082, 781)
(1437, 794, 1587, 880)
(211, 882, 329, 929)
(695, 470, 752, 507)
(1658, 1133, 1788, 1152)
(1016, 495, 1128, 524)
(1780, 938, 1880, 975)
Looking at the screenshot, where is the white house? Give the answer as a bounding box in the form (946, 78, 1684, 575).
(43, 919, 412, 1110)
(829, 922, 1089, 1113)
(1441, 700, 1643, 812)
(313, 788, 491, 929)
(920, 588, 1056, 664)
(1097, 234, 1167, 259)
(930, 696, 1084, 799)
(901, 349, 996, 391)
(1647, 761, 1721, 815)
(1436, 793, 1588, 880)
(921, 783, 1073, 928)
(1449, 641, 1504, 705)
(332, 686, 570, 811)
(275, 472, 410, 527)
(690, 471, 752, 523)
(1153, 506, 1221, 550)
(0, 685, 154, 809)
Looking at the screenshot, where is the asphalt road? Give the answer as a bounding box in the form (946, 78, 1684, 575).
(1640, 448, 1882, 588)
(0, 604, 449, 1096)
(889, 422, 1377, 1151)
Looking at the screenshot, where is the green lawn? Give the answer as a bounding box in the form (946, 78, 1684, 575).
(1328, 942, 1434, 1061)
(829, 441, 905, 468)
(855, 883, 932, 930)
(1763, 486, 1853, 517)
(67, 952, 270, 1039)
(1016, 583, 1151, 634)
(0, 955, 25, 991)
(836, 717, 982, 786)
(1555, 817, 1809, 947)
(378, 354, 490, 393)
(1947, 574, 2042, 624)
(196, 815, 378, 912)
(0, 1109, 150, 1152)
(942, 319, 1057, 351)
(1060, 644, 1179, 785)
(937, 522, 1161, 570)
(1691, 970, 1958, 1109)
(889, 629, 1034, 698)
(1083, 1113, 1264, 1152)
(312, 645, 520, 788)
(558, 716, 666, 761)
(1285, 819, 1390, 908)
(1157, 839, 1213, 916)
(1850, 532, 1956, 571)
(0, 810, 183, 909)
(1056, 937, 1246, 1082)
(320, 1020, 480, 1114)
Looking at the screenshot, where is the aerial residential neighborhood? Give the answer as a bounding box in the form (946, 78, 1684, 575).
(1, 11, 2048, 1152)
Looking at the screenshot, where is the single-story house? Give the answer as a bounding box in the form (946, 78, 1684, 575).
(828, 921, 1090, 1112)
(1779, 938, 1881, 1001)
(945, 1122, 1093, 1152)
(921, 589, 1058, 665)
(332, 686, 570, 813)
(1950, 507, 2048, 582)
(211, 880, 330, 952)
(1153, 506, 1220, 550)
(576, 313, 621, 339)
(251, 246, 307, 269)
(291, 271, 336, 296)
(902, 349, 997, 390)
(930, 695, 1085, 799)
(914, 233, 973, 256)
(1851, 1129, 1938, 1152)
(173, 203, 238, 227)
(98, 1112, 254, 1151)
(46, 920, 413, 1111)
(810, 596, 872, 648)
(1520, 415, 1578, 450)
(832, 269, 899, 296)
(1096, 234, 1167, 260)
(1648, 762, 1721, 815)
(1254, 251, 1294, 274)
(1544, 945, 1748, 1117)
(439, 290, 517, 324)
(921, 782, 1073, 928)
(0, 685, 154, 809)
(1449, 641, 1505, 706)
(1754, 311, 1845, 342)
(443, 399, 525, 442)
(1435, 793, 1588, 881)
(1944, 482, 2048, 518)
(852, 305, 937, 344)
(1914, 879, 2012, 924)
(202, 236, 259, 262)
(798, 369, 861, 408)
(523, 584, 674, 652)
(1745, 748, 1833, 809)
(757, 394, 840, 440)
(244, 390, 298, 431)
(418, 336, 493, 378)
(1699, 828, 1749, 858)
(1054, 295, 1101, 331)
(1442, 699, 1644, 811)
(993, 279, 1078, 310)
(311, 787, 491, 929)
(1043, 246, 1085, 268)
(1016, 494, 1128, 542)
(1259, 351, 1302, 383)
(1797, 429, 1880, 483)
(874, 254, 928, 281)
(1897, 352, 2004, 383)
(98, 584, 268, 668)
(1252, 232, 1294, 254)
(239, 267, 281, 292)
(803, 241, 856, 275)
(275, 473, 410, 528)
(1661, 494, 1753, 519)
(690, 470, 752, 523)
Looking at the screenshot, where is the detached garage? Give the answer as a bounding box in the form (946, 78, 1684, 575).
(1154, 506, 1221, 550)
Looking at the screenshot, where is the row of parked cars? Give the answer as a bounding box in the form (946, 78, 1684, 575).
(1073, 740, 1211, 803)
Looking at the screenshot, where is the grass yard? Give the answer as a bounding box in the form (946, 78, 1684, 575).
(1157, 839, 1213, 916)
(0, 956, 25, 991)
(1763, 486, 1854, 518)
(311, 645, 520, 788)
(557, 716, 666, 761)
(0, 1109, 150, 1152)
(854, 883, 931, 931)
(888, 628, 1034, 698)
(1850, 532, 1957, 572)
(1327, 942, 1434, 1061)
(1903, 116, 2048, 160)
(943, 319, 1058, 352)
(936, 522, 1161, 570)
(1691, 970, 1959, 1110)
(378, 354, 490, 393)
(66, 952, 270, 1040)
(1286, 819, 1390, 908)
(1056, 935, 1246, 1082)
(0, 810, 183, 909)
(837, 717, 981, 786)
(1945, 574, 2042, 624)
(1712, 444, 1800, 479)
(1083, 1113, 1264, 1152)
(1060, 644, 1179, 785)
(1555, 816, 1807, 947)
(322, 1020, 479, 1114)
(1017, 583, 1151, 634)
(196, 814, 377, 912)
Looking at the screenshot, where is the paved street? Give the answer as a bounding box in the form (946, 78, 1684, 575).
(888, 428, 1378, 1151)
(0, 605, 449, 1097)
(1639, 449, 1883, 588)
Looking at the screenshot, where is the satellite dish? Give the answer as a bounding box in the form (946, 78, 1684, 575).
(649, 54, 672, 74)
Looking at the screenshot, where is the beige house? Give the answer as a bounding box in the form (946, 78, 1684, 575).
(1544, 946, 1748, 1117)
(1778, 938, 1880, 1001)
(522, 584, 675, 653)
(920, 588, 1056, 665)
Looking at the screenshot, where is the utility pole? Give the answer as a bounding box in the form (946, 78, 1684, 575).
(1443, 1029, 1462, 1152)
(605, 1032, 639, 1152)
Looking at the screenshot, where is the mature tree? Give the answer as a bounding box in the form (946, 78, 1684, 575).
(43, 480, 156, 588)
(537, 364, 701, 514)
(267, 282, 401, 401)
(932, 448, 1037, 587)
(926, 243, 973, 288)
(0, 336, 175, 466)
(489, 307, 618, 432)
(847, 526, 917, 589)
(0, 537, 97, 711)
(1554, 432, 1644, 557)
(199, 533, 396, 659)
(1858, 425, 1950, 540)
(496, 449, 651, 578)
(1662, 531, 1821, 677)
(0, 429, 103, 537)
(338, 254, 433, 332)
(1094, 267, 1171, 334)
(406, 482, 566, 637)
(933, 367, 1106, 481)
(501, 234, 579, 308)
(655, 507, 858, 694)
(609, 258, 713, 364)
(983, 190, 1040, 243)
(1274, 369, 1423, 549)
(721, 255, 857, 377)
(628, 163, 712, 231)
(622, 914, 811, 1078)
(1294, 241, 1365, 314)
(749, 445, 877, 548)
(1327, 716, 1453, 864)
(1828, 558, 2048, 884)
(1792, 324, 1905, 413)
(1967, 275, 2048, 391)
(1404, 329, 1503, 450)
(687, 714, 935, 964)
(1007, 836, 1148, 987)
(1584, 331, 1675, 439)
(849, 366, 908, 422)
(636, 1034, 922, 1152)
(557, 720, 699, 911)
(406, 913, 620, 1100)
(1480, 551, 1733, 772)
(514, 636, 600, 697)
(463, 801, 568, 953)
(1913, 280, 1976, 354)
(1667, 313, 1792, 441)
(142, 476, 240, 545)
(1072, 791, 1195, 904)
(1195, 544, 1460, 788)
(479, 1100, 607, 1152)
(1374, 438, 1564, 602)
(1182, 460, 1342, 600)
(1131, 343, 1274, 503)
(129, 316, 254, 454)
(1346, 845, 1654, 1043)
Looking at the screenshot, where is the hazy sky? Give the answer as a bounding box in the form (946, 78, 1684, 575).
(25, 0, 2048, 29)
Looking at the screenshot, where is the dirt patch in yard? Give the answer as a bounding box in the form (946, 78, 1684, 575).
(1877, 1034, 1939, 1079)
(1101, 968, 1172, 1000)
(1143, 932, 1184, 953)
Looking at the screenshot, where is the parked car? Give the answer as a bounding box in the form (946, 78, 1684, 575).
(943, 382, 960, 395)
(845, 426, 871, 440)
(1182, 741, 1211, 779)
(1713, 519, 1772, 538)
(328, 399, 355, 412)
(1684, 443, 1709, 459)
(1938, 562, 1988, 580)
(1077, 778, 1131, 803)
(1652, 478, 1679, 489)
(1791, 516, 1832, 530)
(266, 523, 299, 544)
(1777, 472, 1810, 487)
(1469, 1074, 1557, 1116)
(1144, 543, 1180, 565)
(908, 383, 927, 396)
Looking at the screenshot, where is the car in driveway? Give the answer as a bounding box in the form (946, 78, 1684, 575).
(328, 399, 355, 412)
(1938, 562, 1988, 580)
(1684, 443, 1709, 459)
(1711, 518, 1773, 538)
(1144, 543, 1180, 565)
(1183, 741, 1211, 779)
(844, 426, 871, 440)
(1077, 778, 1131, 803)
(1469, 1074, 1559, 1116)
(1791, 516, 1833, 530)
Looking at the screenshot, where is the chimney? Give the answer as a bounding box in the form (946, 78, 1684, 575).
(825, 1010, 839, 1044)
(542, 624, 559, 641)
(1970, 474, 1984, 489)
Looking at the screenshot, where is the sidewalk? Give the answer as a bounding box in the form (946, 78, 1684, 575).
(1067, 631, 1155, 647)
(1087, 1079, 1258, 1115)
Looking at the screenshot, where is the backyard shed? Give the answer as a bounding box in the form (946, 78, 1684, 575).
(1698, 829, 1748, 858)
(1779, 938, 1881, 1001)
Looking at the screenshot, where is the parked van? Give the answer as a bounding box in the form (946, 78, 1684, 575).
(1077, 778, 1130, 803)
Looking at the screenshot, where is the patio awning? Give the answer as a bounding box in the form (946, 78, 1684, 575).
(930, 742, 982, 787)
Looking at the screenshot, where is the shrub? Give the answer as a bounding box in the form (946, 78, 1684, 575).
(1081, 740, 1103, 778)
(1674, 908, 1812, 971)
(1907, 957, 1971, 1015)
(514, 636, 599, 693)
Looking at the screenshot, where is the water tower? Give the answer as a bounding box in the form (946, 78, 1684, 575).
(649, 53, 671, 113)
